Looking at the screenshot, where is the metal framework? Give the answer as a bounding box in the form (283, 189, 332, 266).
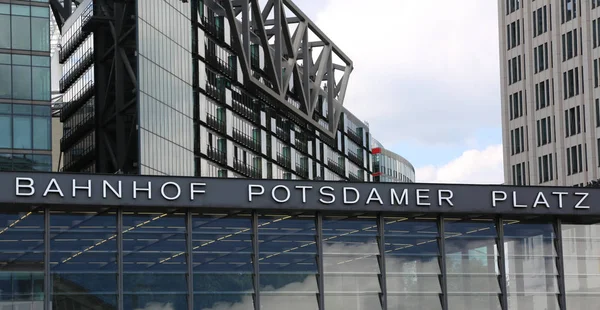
(49, 0, 78, 31)
(209, 0, 353, 137)
(85, 0, 139, 174)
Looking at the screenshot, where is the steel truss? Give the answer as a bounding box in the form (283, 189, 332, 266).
(208, 0, 353, 137)
(49, 0, 79, 31)
(85, 0, 139, 174)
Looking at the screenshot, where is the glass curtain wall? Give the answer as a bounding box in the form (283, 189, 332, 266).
(2, 207, 599, 310)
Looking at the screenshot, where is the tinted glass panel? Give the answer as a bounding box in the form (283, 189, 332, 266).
(0, 15, 9, 49)
(323, 216, 382, 310)
(0, 115, 10, 148)
(31, 17, 49, 52)
(385, 217, 442, 310)
(50, 210, 118, 310)
(259, 213, 318, 309)
(0, 64, 11, 99)
(562, 224, 600, 307)
(13, 66, 31, 100)
(0, 210, 44, 309)
(503, 221, 559, 310)
(33, 116, 50, 150)
(445, 218, 501, 310)
(32, 67, 49, 100)
(192, 212, 254, 310)
(123, 212, 187, 310)
(11, 16, 30, 50)
(13, 115, 31, 149)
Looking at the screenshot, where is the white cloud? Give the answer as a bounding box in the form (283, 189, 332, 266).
(416, 144, 504, 184)
(306, 0, 501, 147)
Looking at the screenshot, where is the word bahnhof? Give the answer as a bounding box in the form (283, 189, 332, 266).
(12, 177, 592, 210)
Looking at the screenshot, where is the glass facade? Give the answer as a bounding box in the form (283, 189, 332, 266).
(138, 0, 195, 176)
(0, 0, 51, 171)
(1, 204, 595, 310)
(372, 138, 415, 183)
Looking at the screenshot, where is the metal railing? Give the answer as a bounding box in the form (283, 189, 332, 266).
(206, 114, 226, 133)
(206, 145, 227, 165)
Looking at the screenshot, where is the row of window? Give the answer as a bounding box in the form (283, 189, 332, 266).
(512, 161, 527, 185)
(505, 0, 520, 15)
(0, 55, 50, 101)
(538, 153, 554, 183)
(561, 0, 578, 24)
(567, 144, 585, 175)
(0, 104, 50, 151)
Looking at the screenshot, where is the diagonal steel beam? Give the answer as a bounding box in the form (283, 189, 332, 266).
(249, 0, 281, 92)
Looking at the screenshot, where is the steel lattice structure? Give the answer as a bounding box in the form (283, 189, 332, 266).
(211, 0, 353, 136)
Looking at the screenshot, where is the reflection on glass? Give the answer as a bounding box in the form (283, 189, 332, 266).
(0, 209, 44, 309)
(259, 213, 318, 310)
(192, 212, 254, 310)
(323, 216, 381, 310)
(445, 218, 501, 310)
(503, 221, 559, 310)
(385, 217, 441, 310)
(50, 210, 117, 309)
(123, 212, 187, 310)
(562, 223, 600, 307)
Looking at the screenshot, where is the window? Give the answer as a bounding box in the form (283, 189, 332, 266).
(566, 144, 583, 175)
(508, 56, 522, 85)
(563, 67, 580, 99)
(562, 29, 578, 61)
(508, 20, 521, 50)
(596, 99, 600, 127)
(561, 0, 577, 23)
(0, 6, 9, 49)
(534, 43, 549, 73)
(565, 106, 582, 137)
(506, 0, 520, 14)
(511, 126, 525, 155)
(538, 153, 554, 183)
(535, 80, 550, 110)
(512, 162, 527, 185)
(536, 116, 552, 146)
(594, 18, 600, 48)
(509, 91, 524, 120)
(533, 6, 549, 37)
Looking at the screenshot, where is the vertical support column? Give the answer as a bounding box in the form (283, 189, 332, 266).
(555, 219, 567, 310)
(44, 208, 50, 310)
(496, 217, 509, 310)
(252, 211, 260, 310)
(187, 211, 194, 310)
(117, 209, 124, 310)
(377, 215, 387, 310)
(316, 212, 325, 310)
(438, 216, 448, 310)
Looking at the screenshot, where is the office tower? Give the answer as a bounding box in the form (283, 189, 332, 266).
(371, 138, 415, 182)
(52, 0, 374, 181)
(0, 1, 52, 172)
(499, 0, 600, 186)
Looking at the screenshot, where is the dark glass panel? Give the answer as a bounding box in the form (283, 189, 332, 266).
(123, 211, 187, 310)
(11, 16, 30, 50)
(32, 67, 50, 101)
(503, 220, 559, 310)
(444, 218, 501, 310)
(50, 210, 118, 310)
(31, 17, 49, 52)
(0, 14, 9, 49)
(0, 64, 11, 99)
(322, 215, 382, 310)
(258, 213, 318, 309)
(12, 66, 31, 100)
(0, 210, 44, 309)
(33, 116, 50, 150)
(13, 115, 31, 149)
(0, 115, 10, 148)
(385, 217, 442, 310)
(192, 212, 254, 310)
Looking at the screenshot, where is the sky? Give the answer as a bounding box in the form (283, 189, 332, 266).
(293, 0, 505, 184)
